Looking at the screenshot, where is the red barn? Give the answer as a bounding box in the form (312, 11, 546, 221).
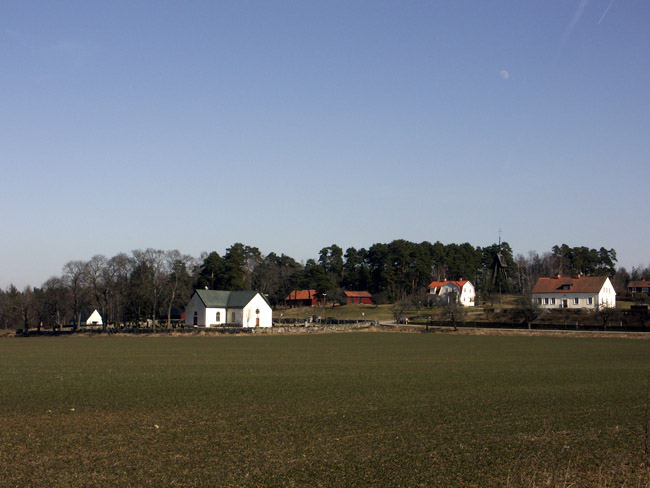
(344, 291, 373, 305)
(285, 290, 320, 307)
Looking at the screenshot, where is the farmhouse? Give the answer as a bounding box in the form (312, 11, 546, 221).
(427, 280, 476, 307)
(185, 290, 272, 328)
(531, 274, 616, 310)
(344, 291, 373, 305)
(628, 280, 650, 295)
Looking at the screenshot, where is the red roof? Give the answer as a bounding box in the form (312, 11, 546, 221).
(449, 280, 469, 288)
(285, 289, 317, 301)
(344, 291, 372, 298)
(629, 280, 650, 288)
(531, 275, 609, 294)
(427, 281, 446, 290)
(427, 280, 470, 294)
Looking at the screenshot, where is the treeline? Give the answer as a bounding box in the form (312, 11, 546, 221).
(0, 240, 641, 331)
(0, 250, 196, 332)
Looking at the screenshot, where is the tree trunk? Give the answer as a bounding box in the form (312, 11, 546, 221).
(166, 283, 178, 328)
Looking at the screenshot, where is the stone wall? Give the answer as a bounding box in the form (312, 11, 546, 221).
(252, 322, 371, 334)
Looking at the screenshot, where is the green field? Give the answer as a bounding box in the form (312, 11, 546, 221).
(1, 333, 650, 487)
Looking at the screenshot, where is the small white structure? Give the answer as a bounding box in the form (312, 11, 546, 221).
(531, 275, 616, 310)
(85, 309, 103, 326)
(427, 280, 476, 307)
(185, 290, 272, 328)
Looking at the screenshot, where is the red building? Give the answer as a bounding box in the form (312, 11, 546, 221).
(285, 290, 320, 307)
(344, 291, 373, 305)
(628, 280, 650, 295)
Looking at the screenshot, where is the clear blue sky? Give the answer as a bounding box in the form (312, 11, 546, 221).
(2, 0, 649, 289)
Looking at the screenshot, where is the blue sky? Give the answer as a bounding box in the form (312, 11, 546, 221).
(2, 0, 649, 289)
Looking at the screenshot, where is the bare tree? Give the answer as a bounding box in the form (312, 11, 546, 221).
(18, 286, 37, 334)
(596, 305, 620, 330)
(132, 249, 166, 327)
(515, 254, 529, 295)
(87, 255, 110, 330)
(39, 276, 71, 330)
(63, 260, 89, 331)
(0, 288, 7, 330)
(514, 251, 555, 296)
(517, 293, 544, 330)
(1, 285, 23, 330)
(442, 292, 465, 331)
(107, 253, 133, 327)
(161, 250, 194, 327)
(391, 300, 406, 324)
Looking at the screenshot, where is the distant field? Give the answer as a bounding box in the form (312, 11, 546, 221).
(1, 333, 649, 487)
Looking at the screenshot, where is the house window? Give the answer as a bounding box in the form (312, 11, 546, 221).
(587, 297, 593, 305)
(551, 298, 556, 305)
(255, 309, 260, 315)
(537, 298, 542, 305)
(216, 312, 221, 322)
(544, 298, 549, 305)
(231, 312, 236, 322)
(573, 298, 579, 305)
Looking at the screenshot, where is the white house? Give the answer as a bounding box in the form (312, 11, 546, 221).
(531, 275, 616, 310)
(427, 280, 476, 307)
(185, 290, 273, 328)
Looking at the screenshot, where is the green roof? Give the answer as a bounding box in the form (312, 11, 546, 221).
(194, 290, 266, 309)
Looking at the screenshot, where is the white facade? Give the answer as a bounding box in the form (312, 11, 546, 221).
(242, 293, 273, 328)
(85, 309, 103, 325)
(186, 291, 227, 327)
(185, 291, 272, 328)
(439, 281, 476, 307)
(532, 277, 616, 310)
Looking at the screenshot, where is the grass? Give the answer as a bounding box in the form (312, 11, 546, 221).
(276, 297, 646, 329)
(275, 303, 396, 321)
(274, 294, 562, 322)
(275, 302, 464, 322)
(1, 333, 650, 487)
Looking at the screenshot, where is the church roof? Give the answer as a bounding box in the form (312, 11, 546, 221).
(194, 290, 266, 308)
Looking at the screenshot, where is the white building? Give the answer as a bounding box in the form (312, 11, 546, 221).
(427, 280, 476, 307)
(531, 275, 616, 310)
(85, 309, 103, 326)
(185, 290, 272, 328)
